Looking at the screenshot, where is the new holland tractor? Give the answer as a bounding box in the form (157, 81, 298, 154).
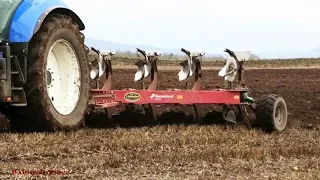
(0, 0, 90, 131)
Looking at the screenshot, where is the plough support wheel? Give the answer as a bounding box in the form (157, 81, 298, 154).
(255, 94, 288, 132)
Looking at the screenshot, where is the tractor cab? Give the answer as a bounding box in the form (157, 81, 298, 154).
(0, 0, 22, 40)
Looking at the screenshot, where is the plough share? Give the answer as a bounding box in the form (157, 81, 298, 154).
(88, 47, 288, 132)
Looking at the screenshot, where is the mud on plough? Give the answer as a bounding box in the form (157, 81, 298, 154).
(87, 47, 288, 133)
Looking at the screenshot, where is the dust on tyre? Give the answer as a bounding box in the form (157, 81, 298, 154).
(16, 14, 90, 131)
(255, 94, 288, 132)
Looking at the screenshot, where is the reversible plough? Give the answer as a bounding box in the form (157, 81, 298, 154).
(88, 47, 288, 132)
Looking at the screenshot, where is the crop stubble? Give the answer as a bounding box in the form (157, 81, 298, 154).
(0, 68, 320, 179)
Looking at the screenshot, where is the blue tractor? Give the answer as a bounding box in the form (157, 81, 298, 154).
(0, 0, 90, 131)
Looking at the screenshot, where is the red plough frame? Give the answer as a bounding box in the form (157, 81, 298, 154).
(91, 89, 248, 107)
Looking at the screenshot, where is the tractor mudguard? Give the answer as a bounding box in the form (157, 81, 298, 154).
(8, 0, 84, 43)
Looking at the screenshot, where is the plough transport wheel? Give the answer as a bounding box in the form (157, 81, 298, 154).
(255, 94, 288, 132)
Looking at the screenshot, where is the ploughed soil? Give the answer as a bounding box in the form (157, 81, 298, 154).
(1, 68, 320, 179)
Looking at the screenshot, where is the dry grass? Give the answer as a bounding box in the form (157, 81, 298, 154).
(0, 126, 320, 179)
(2, 58, 320, 179)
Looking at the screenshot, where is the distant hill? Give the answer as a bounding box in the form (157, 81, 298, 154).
(85, 38, 179, 54)
(85, 38, 320, 59)
(85, 38, 224, 57)
(257, 48, 320, 59)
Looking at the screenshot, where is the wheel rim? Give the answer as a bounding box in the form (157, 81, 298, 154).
(274, 101, 286, 129)
(46, 39, 81, 115)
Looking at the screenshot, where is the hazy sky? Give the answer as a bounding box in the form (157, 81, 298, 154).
(64, 0, 320, 54)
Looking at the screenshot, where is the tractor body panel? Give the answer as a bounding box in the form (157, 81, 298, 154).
(8, 0, 84, 43)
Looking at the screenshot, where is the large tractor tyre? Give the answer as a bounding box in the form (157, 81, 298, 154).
(15, 14, 90, 131)
(255, 94, 288, 133)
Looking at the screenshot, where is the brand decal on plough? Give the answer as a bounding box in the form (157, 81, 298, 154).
(124, 92, 141, 102)
(149, 93, 174, 100)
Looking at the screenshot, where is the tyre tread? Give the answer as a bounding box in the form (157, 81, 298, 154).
(255, 94, 287, 132)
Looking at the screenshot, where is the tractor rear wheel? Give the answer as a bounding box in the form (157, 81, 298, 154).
(255, 94, 288, 132)
(13, 14, 90, 131)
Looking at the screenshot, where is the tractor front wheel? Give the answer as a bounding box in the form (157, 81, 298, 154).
(14, 14, 90, 131)
(255, 94, 288, 132)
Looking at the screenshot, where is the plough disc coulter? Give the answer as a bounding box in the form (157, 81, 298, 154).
(88, 47, 288, 133)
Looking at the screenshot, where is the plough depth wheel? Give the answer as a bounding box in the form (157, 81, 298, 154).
(255, 94, 288, 132)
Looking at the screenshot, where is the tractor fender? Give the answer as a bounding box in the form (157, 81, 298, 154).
(8, 0, 85, 43)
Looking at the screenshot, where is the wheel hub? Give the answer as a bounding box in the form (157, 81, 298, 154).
(275, 106, 282, 126)
(46, 70, 52, 85)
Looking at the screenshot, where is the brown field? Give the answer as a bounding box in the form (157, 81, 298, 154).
(1, 67, 320, 179)
(94, 54, 320, 69)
